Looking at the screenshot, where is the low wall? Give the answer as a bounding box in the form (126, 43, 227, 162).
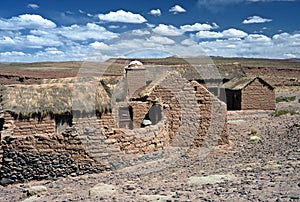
(104, 116, 169, 154)
(0, 128, 106, 186)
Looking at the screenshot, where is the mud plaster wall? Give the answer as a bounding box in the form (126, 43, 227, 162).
(242, 78, 276, 110)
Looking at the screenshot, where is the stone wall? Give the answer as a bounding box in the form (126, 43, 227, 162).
(0, 127, 106, 186)
(242, 78, 276, 110)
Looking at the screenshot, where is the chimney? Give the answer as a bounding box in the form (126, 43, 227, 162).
(125, 60, 146, 98)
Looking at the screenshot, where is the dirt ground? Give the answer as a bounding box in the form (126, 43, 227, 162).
(0, 92, 299, 202)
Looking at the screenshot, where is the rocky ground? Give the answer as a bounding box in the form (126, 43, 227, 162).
(0, 96, 299, 202)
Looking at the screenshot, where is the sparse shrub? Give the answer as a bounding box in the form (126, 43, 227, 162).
(276, 96, 296, 103)
(250, 136, 261, 142)
(272, 109, 298, 116)
(250, 127, 259, 135)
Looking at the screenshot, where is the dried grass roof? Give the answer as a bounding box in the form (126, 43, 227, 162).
(1, 81, 111, 118)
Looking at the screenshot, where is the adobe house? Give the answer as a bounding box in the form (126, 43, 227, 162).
(223, 77, 276, 110)
(0, 60, 229, 186)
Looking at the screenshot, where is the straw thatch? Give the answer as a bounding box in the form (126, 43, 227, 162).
(1, 81, 111, 118)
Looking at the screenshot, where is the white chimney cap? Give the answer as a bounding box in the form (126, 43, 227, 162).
(128, 60, 143, 68)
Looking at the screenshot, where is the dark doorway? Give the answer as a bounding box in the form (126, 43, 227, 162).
(118, 106, 133, 129)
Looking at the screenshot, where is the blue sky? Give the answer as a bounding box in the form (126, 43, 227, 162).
(0, 0, 299, 62)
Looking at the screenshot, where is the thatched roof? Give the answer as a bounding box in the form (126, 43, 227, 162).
(1, 81, 111, 118)
(223, 77, 274, 90)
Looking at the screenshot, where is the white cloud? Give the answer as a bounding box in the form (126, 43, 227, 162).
(27, 4, 39, 10)
(153, 24, 182, 36)
(0, 14, 56, 30)
(222, 28, 248, 38)
(284, 53, 296, 58)
(181, 39, 197, 46)
(147, 36, 175, 45)
(44, 47, 64, 55)
(180, 22, 219, 32)
(57, 23, 119, 41)
(26, 35, 63, 47)
(90, 41, 112, 50)
(0, 36, 15, 45)
(149, 9, 162, 16)
(169, 5, 186, 14)
(98, 10, 147, 23)
(194, 28, 248, 39)
(243, 16, 272, 24)
(0, 51, 26, 56)
(131, 29, 151, 36)
(245, 34, 272, 42)
(195, 31, 224, 39)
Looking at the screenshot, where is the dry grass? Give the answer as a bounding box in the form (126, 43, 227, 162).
(2, 80, 111, 118)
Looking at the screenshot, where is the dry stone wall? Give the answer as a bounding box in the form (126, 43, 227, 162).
(0, 127, 106, 186)
(242, 78, 276, 110)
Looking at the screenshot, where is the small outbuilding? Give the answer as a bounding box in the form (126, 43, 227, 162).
(224, 77, 275, 110)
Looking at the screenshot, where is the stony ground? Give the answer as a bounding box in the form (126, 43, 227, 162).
(0, 98, 299, 202)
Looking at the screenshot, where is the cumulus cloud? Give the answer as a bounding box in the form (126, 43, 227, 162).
(131, 29, 151, 36)
(222, 28, 248, 38)
(90, 41, 112, 50)
(194, 28, 248, 39)
(149, 9, 162, 16)
(98, 10, 147, 23)
(56, 23, 118, 41)
(180, 22, 219, 32)
(169, 5, 186, 14)
(147, 36, 175, 45)
(0, 36, 15, 45)
(0, 51, 26, 56)
(27, 4, 39, 10)
(243, 16, 272, 24)
(153, 24, 182, 36)
(0, 14, 56, 30)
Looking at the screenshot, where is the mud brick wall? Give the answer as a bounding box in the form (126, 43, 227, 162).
(97, 113, 117, 128)
(129, 101, 152, 128)
(242, 78, 276, 110)
(191, 81, 228, 147)
(1, 112, 55, 137)
(104, 117, 169, 154)
(126, 68, 146, 97)
(146, 85, 181, 140)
